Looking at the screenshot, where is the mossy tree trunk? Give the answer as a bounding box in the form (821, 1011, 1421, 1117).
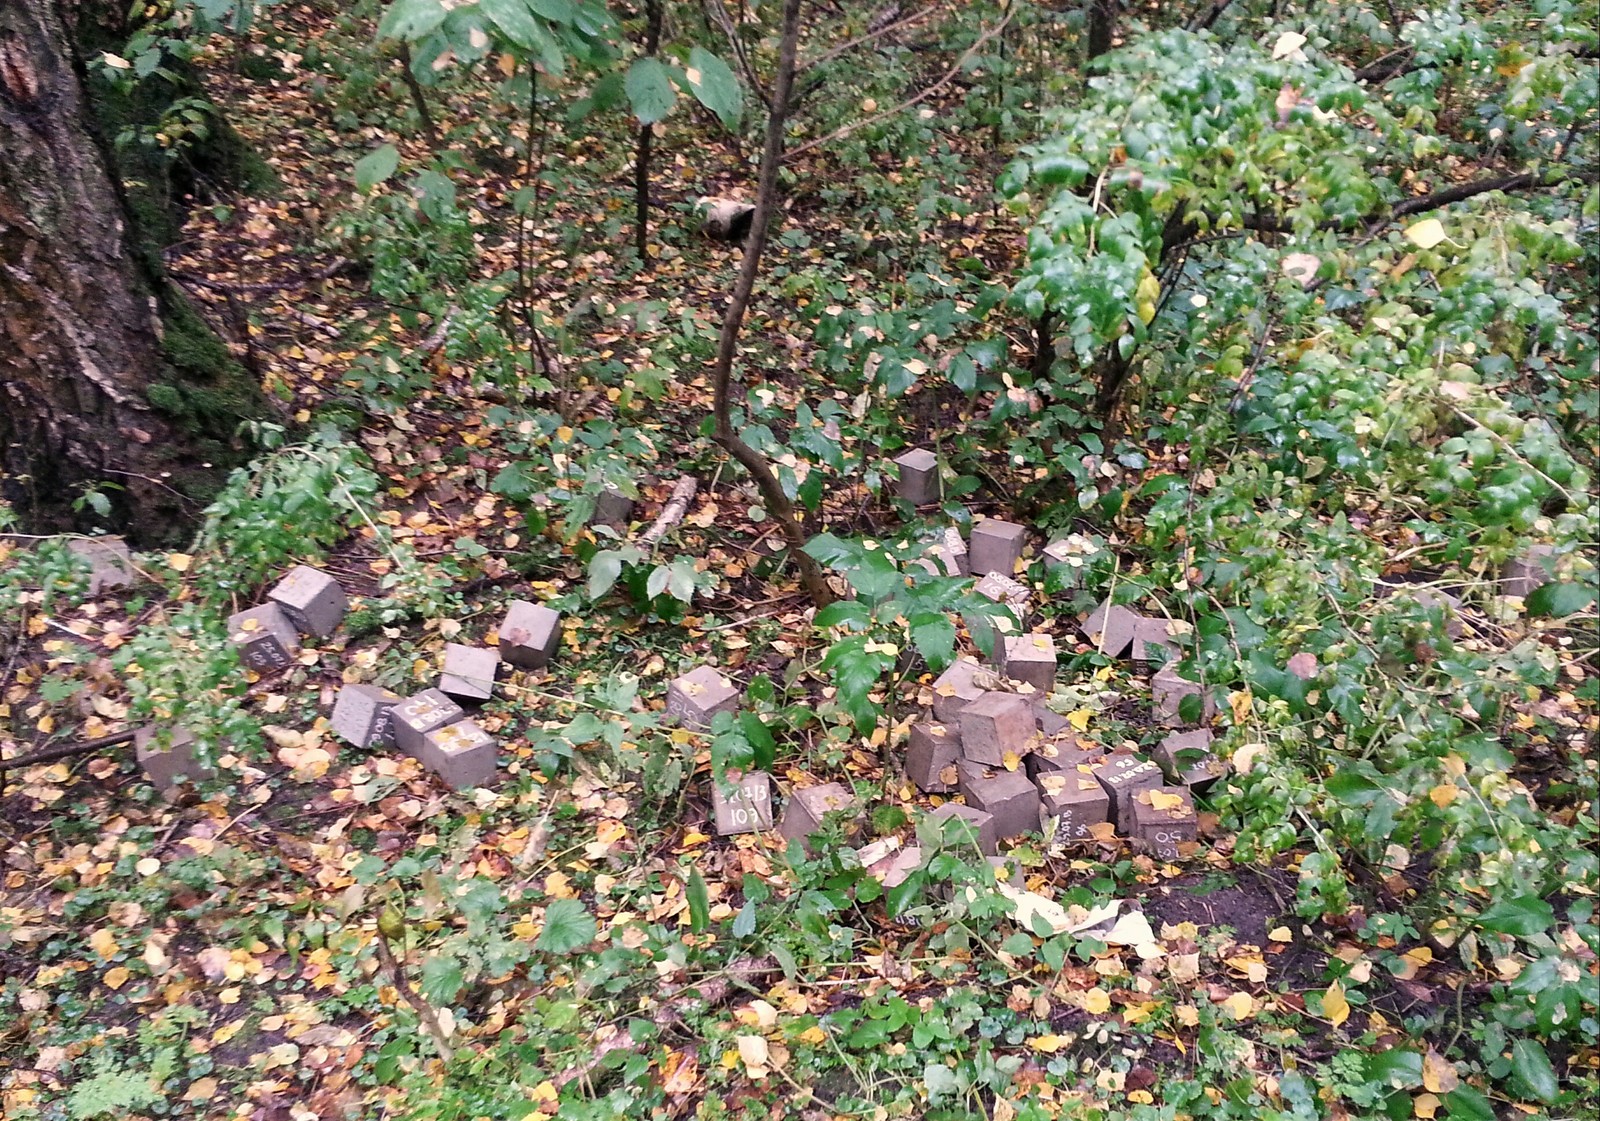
(0, 0, 265, 543)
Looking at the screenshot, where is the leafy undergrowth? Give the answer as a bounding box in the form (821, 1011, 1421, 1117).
(3, 1, 1599, 1120)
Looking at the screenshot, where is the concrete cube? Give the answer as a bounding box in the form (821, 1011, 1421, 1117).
(1002, 633, 1057, 692)
(1130, 786, 1198, 860)
(778, 782, 856, 852)
(135, 726, 211, 794)
(1502, 545, 1555, 600)
(1027, 737, 1102, 779)
(1151, 665, 1215, 726)
(67, 537, 134, 595)
(930, 657, 989, 723)
(1034, 701, 1068, 736)
(868, 844, 923, 889)
(957, 762, 1040, 841)
(392, 689, 465, 759)
(905, 721, 962, 793)
(893, 448, 941, 505)
(499, 600, 561, 670)
(957, 691, 1036, 766)
(330, 683, 403, 749)
(665, 665, 740, 729)
(1036, 769, 1111, 845)
(932, 527, 970, 576)
(267, 565, 347, 638)
(1092, 754, 1165, 831)
(1080, 599, 1142, 657)
(1152, 729, 1226, 791)
(713, 771, 773, 834)
(421, 718, 497, 790)
(969, 519, 1026, 577)
(439, 643, 498, 702)
(1130, 617, 1180, 669)
(928, 801, 998, 856)
(227, 603, 300, 674)
(968, 573, 1032, 653)
(1042, 535, 1097, 586)
(592, 484, 634, 530)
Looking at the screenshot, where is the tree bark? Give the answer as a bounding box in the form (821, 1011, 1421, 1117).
(1087, 0, 1116, 59)
(633, 0, 665, 258)
(0, 0, 262, 542)
(708, 0, 833, 609)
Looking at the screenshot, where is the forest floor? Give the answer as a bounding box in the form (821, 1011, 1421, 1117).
(3, 4, 1597, 1121)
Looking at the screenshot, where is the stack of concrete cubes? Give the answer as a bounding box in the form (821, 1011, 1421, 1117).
(228, 564, 349, 675)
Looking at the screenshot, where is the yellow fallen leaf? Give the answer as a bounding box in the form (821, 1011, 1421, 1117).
(88, 928, 118, 960)
(1414, 1092, 1441, 1118)
(1029, 1033, 1067, 1053)
(1148, 789, 1185, 812)
(183, 1077, 219, 1102)
(1067, 708, 1093, 731)
(1268, 926, 1293, 943)
(797, 1025, 827, 1045)
(1323, 980, 1349, 1027)
(1428, 784, 1459, 808)
(1405, 218, 1448, 249)
(1221, 991, 1256, 1020)
(736, 1034, 769, 1070)
(1175, 1003, 1200, 1027)
(166, 553, 193, 572)
(103, 966, 130, 990)
(1002, 751, 1023, 771)
(1422, 1047, 1459, 1093)
(1081, 988, 1111, 1015)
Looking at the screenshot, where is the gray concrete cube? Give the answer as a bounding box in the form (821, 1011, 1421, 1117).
(956, 762, 1040, 841)
(422, 718, 497, 790)
(331, 683, 403, 749)
(893, 448, 941, 505)
(1036, 769, 1111, 845)
(1027, 738, 1102, 779)
(968, 573, 1032, 654)
(665, 665, 740, 729)
(1151, 665, 1216, 727)
(135, 726, 211, 795)
(392, 689, 465, 759)
(713, 771, 773, 834)
(267, 565, 348, 638)
(592, 484, 635, 530)
(930, 657, 988, 723)
(1152, 729, 1226, 791)
(928, 801, 998, 856)
(871, 844, 923, 889)
(1080, 599, 1142, 657)
(905, 721, 962, 793)
(969, 519, 1026, 576)
(499, 600, 561, 670)
(957, 691, 1036, 766)
(1092, 754, 1165, 831)
(439, 643, 498, 702)
(1130, 617, 1180, 668)
(67, 537, 134, 595)
(227, 603, 301, 674)
(1130, 786, 1198, 860)
(778, 782, 856, 852)
(932, 526, 970, 576)
(1502, 545, 1556, 601)
(1002, 633, 1057, 693)
(1034, 701, 1068, 736)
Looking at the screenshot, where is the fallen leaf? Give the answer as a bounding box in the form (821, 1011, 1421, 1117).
(1405, 218, 1448, 249)
(1323, 980, 1350, 1027)
(1268, 926, 1293, 943)
(1271, 31, 1307, 60)
(1081, 988, 1112, 1015)
(1422, 1047, 1459, 1093)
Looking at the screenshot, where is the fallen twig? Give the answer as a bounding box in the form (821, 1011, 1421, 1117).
(374, 930, 455, 1061)
(0, 730, 138, 775)
(638, 476, 700, 547)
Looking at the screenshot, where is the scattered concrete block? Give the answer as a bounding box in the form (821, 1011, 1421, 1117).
(227, 603, 300, 674)
(893, 448, 941, 505)
(968, 573, 1032, 653)
(665, 665, 741, 729)
(969, 519, 1027, 576)
(1130, 786, 1198, 860)
(498, 600, 561, 670)
(929, 801, 998, 856)
(267, 565, 348, 638)
(422, 718, 497, 790)
(1080, 599, 1142, 657)
(930, 657, 989, 723)
(905, 721, 962, 793)
(957, 762, 1040, 840)
(331, 683, 403, 749)
(135, 726, 211, 794)
(1042, 534, 1098, 586)
(1036, 769, 1111, 845)
(591, 484, 634, 530)
(392, 689, 465, 759)
(1151, 665, 1215, 726)
(713, 771, 773, 834)
(863, 841, 923, 888)
(1027, 737, 1102, 779)
(1002, 633, 1056, 693)
(1152, 729, 1226, 791)
(1130, 617, 1180, 669)
(1034, 701, 1068, 736)
(957, 691, 1036, 766)
(439, 643, 498, 702)
(974, 572, 1032, 611)
(67, 537, 134, 595)
(1092, 754, 1165, 831)
(700, 198, 755, 241)
(1502, 545, 1556, 600)
(932, 527, 970, 576)
(778, 782, 856, 852)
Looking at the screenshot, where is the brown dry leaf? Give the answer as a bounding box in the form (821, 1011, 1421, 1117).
(1422, 1047, 1459, 1093)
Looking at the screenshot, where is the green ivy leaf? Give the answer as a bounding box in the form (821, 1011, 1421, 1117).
(1476, 896, 1554, 937)
(354, 143, 399, 192)
(1441, 1086, 1496, 1120)
(738, 711, 776, 771)
(685, 46, 741, 128)
(1510, 1038, 1559, 1103)
(626, 56, 675, 124)
(536, 898, 597, 954)
(732, 899, 757, 938)
(686, 869, 710, 933)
